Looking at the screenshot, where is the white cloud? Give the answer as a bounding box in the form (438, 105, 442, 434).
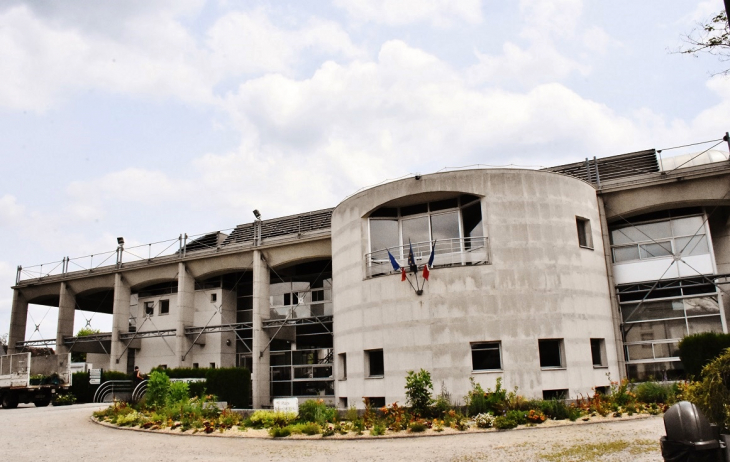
(519, 0, 583, 40)
(206, 9, 364, 78)
(333, 0, 482, 27)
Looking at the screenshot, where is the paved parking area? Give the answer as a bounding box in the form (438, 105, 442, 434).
(0, 403, 666, 461)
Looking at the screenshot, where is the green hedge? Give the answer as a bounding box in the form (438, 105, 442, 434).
(679, 333, 730, 378)
(71, 370, 132, 403)
(150, 366, 251, 408)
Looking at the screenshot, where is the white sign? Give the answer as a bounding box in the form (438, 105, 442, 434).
(273, 397, 299, 415)
(89, 368, 102, 385)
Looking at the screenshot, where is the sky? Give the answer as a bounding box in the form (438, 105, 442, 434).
(1, 0, 729, 342)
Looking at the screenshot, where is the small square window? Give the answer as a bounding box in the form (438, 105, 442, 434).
(471, 342, 502, 371)
(338, 353, 347, 380)
(192, 363, 199, 369)
(590, 338, 607, 367)
(539, 339, 565, 368)
(594, 386, 609, 396)
(144, 301, 154, 317)
(339, 397, 348, 409)
(210, 363, 216, 369)
(576, 217, 593, 249)
(542, 389, 568, 400)
(365, 349, 384, 377)
(159, 299, 169, 315)
(211, 293, 217, 303)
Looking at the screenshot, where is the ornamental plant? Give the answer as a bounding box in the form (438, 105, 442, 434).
(405, 369, 434, 417)
(474, 412, 495, 428)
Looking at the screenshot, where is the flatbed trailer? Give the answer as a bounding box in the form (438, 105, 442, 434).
(0, 353, 71, 408)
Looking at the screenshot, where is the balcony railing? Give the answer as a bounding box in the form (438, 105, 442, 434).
(365, 236, 489, 279)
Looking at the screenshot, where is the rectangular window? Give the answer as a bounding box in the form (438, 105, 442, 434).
(210, 293, 217, 303)
(339, 397, 348, 409)
(542, 389, 568, 400)
(144, 301, 154, 316)
(338, 353, 347, 380)
(576, 217, 593, 248)
(159, 299, 169, 315)
(210, 363, 216, 369)
(539, 339, 565, 368)
(365, 397, 386, 408)
(590, 338, 606, 367)
(366, 349, 384, 377)
(471, 342, 502, 371)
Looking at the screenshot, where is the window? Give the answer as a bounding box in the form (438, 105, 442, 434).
(366, 349, 384, 377)
(193, 363, 199, 369)
(576, 217, 593, 248)
(539, 339, 565, 368)
(594, 386, 609, 396)
(610, 214, 710, 263)
(210, 363, 216, 369)
(365, 397, 386, 408)
(542, 389, 568, 400)
(210, 293, 217, 303)
(144, 301, 154, 317)
(338, 353, 347, 380)
(590, 339, 606, 367)
(471, 342, 502, 371)
(159, 299, 169, 315)
(339, 397, 348, 409)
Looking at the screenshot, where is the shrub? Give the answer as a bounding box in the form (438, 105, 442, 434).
(465, 377, 509, 416)
(505, 409, 527, 425)
(409, 421, 427, 433)
(167, 381, 190, 405)
(146, 371, 171, 408)
(248, 410, 297, 428)
(299, 422, 321, 435)
(345, 405, 359, 422)
(634, 381, 672, 404)
(493, 415, 518, 430)
(686, 349, 730, 430)
(474, 413, 495, 428)
(679, 333, 730, 378)
(539, 399, 572, 420)
(269, 426, 292, 438)
(405, 369, 434, 417)
(370, 423, 386, 436)
(525, 409, 546, 424)
(433, 382, 453, 416)
(205, 368, 250, 408)
(299, 399, 337, 425)
(52, 392, 76, 406)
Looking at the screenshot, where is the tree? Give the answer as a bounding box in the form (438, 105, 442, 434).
(71, 327, 101, 362)
(404, 369, 434, 417)
(678, 10, 730, 75)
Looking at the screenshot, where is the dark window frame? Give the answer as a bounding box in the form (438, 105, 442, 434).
(471, 342, 502, 371)
(539, 339, 565, 369)
(366, 349, 384, 378)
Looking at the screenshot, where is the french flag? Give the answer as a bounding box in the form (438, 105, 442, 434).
(422, 241, 436, 280)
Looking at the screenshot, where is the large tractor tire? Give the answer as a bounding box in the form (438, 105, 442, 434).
(2, 392, 19, 409)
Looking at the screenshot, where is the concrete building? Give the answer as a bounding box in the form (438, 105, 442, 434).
(7, 143, 730, 408)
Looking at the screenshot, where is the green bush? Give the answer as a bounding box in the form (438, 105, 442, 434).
(686, 349, 730, 430)
(205, 368, 251, 408)
(494, 415, 518, 430)
(679, 333, 730, 378)
(505, 410, 527, 425)
(269, 426, 292, 438)
(298, 399, 337, 425)
(634, 381, 672, 404)
(539, 399, 572, 420)
(298, 422, 322, 435)
(146, 371, 171, 408)
(409, 421, 427, 432)
(167, 381, 190, 405)
(465, 377, 508, 416)
(370, 423, 386, 436)
(405, 369, 434, 417)
(248, 410, 297, 428)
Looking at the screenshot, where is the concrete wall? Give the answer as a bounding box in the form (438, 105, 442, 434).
(332, 169, 619, 406)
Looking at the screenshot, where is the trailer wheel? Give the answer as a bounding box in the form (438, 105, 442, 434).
(34, 398, 51, 407)
(2, 392, 19, 409)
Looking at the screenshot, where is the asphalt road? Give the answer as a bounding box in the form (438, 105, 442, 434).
(0, 403, 666, 461)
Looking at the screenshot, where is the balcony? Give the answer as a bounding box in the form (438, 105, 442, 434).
(365, 236, 489, 279)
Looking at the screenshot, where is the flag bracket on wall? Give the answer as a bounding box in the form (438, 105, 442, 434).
(387, 240, 436, 296)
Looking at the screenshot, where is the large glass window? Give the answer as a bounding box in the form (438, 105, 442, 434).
(610, 213, 710, 263)
(368, 194, 482, 255)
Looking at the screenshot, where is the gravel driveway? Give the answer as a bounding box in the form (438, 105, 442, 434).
(0, 403, 666, 461)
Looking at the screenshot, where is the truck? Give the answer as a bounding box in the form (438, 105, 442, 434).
(0, 352, 71, 409)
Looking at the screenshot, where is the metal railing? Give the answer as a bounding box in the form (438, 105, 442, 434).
(365, 236, 489, 278)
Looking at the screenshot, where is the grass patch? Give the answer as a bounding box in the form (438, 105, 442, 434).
(540, 439, 658, 462)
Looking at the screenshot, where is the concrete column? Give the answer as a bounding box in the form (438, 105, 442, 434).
(56, 282, 76, 356)
(597, 195, 627, 380)
(175, 262, 195, 368)
(109, 273, 131, 373)
(252, 250, 271, 408)
(8, 290, 28, 355)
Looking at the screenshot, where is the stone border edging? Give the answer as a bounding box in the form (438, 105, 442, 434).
(90, 414, 659, 441)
